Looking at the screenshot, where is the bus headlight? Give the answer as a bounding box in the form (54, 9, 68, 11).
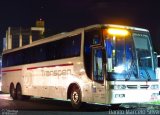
(150, 85, 159, 89)
(110, 85, 126, 90)
(114, 65, 125, 73)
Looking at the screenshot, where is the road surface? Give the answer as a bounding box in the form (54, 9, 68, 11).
(0, 92, 160, 115)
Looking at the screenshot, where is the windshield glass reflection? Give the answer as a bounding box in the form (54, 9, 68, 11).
(104, 31, 156, 81)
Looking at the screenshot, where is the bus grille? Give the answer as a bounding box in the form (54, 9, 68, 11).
(127, 85, 137, 89)
(127, 85, 149, 89)
(140, 85, 149, 89)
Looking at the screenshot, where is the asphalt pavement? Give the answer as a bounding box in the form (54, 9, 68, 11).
(0, 92, 160, 115)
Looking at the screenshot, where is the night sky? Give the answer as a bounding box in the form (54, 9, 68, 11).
(0, 0, 160, 53)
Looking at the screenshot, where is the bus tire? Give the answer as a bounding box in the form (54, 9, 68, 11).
(23, 95, 31, 100)
(10, 83, 17, 100)
(16, 84, 23, 100)
(111, 104, 121, 109)
(70, 85, 82, 109)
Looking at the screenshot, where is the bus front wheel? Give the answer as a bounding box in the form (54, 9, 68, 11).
(111, 104, 121, 109)
(70, 86, 82, 109)
(10, 83, 17, 100)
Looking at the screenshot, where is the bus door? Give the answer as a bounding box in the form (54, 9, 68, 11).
(91, 45, 106, 103)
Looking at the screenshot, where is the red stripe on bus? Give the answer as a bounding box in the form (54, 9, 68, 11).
(27, 63, 73, 70)
(2, 63, 73, 72)
(2, 69, 22, 72)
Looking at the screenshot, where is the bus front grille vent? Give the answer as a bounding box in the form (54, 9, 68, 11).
(140, 85, 149, 89)
(127, 85, 137, 89)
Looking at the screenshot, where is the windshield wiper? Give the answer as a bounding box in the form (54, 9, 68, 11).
(139, 60, 151, 81)
(125, 61, 138, 81)
(125, 70, 131, 81)
(143, 67, 151, 81)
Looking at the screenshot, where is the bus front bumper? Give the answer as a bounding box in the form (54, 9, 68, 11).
(108, 89, 160, 104)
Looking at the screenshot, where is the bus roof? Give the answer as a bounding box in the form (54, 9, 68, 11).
(3, 24, 149, 54)
(83, 24, 149, 32)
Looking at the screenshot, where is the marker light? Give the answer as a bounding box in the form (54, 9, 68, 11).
(107, 28, 129, 36)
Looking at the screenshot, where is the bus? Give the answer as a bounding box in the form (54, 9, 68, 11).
(1, 24, 160, 109)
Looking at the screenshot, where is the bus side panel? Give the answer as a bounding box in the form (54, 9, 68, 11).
(21, 58, 83, 100)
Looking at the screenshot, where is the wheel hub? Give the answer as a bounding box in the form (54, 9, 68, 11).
(72, 91, 79, 103)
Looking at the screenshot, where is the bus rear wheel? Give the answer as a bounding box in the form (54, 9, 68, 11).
(70, 86, 82, 109)
(10, 84, 17, 100)
(16, 84, 30, 100)
(16, 84, 23, 100)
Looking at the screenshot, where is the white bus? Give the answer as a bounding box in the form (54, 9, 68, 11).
(1, 24, 160, 109)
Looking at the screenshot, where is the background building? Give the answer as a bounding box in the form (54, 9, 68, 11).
(4, 20, 45, 50)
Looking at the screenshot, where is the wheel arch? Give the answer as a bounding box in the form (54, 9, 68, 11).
(16, 82, 21, 88)
(9, 82, 15, 92)
(10, 82, 14, 87)
(67, 82, 82, 99)
(16, 82, 23, 94)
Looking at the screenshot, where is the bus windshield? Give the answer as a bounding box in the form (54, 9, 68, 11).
(103, 29, 156, 81)
(133, 33, 156, 80)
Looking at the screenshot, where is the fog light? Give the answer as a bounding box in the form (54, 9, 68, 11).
(151, 93, 159, 100)
(152, 93, 159, 97)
